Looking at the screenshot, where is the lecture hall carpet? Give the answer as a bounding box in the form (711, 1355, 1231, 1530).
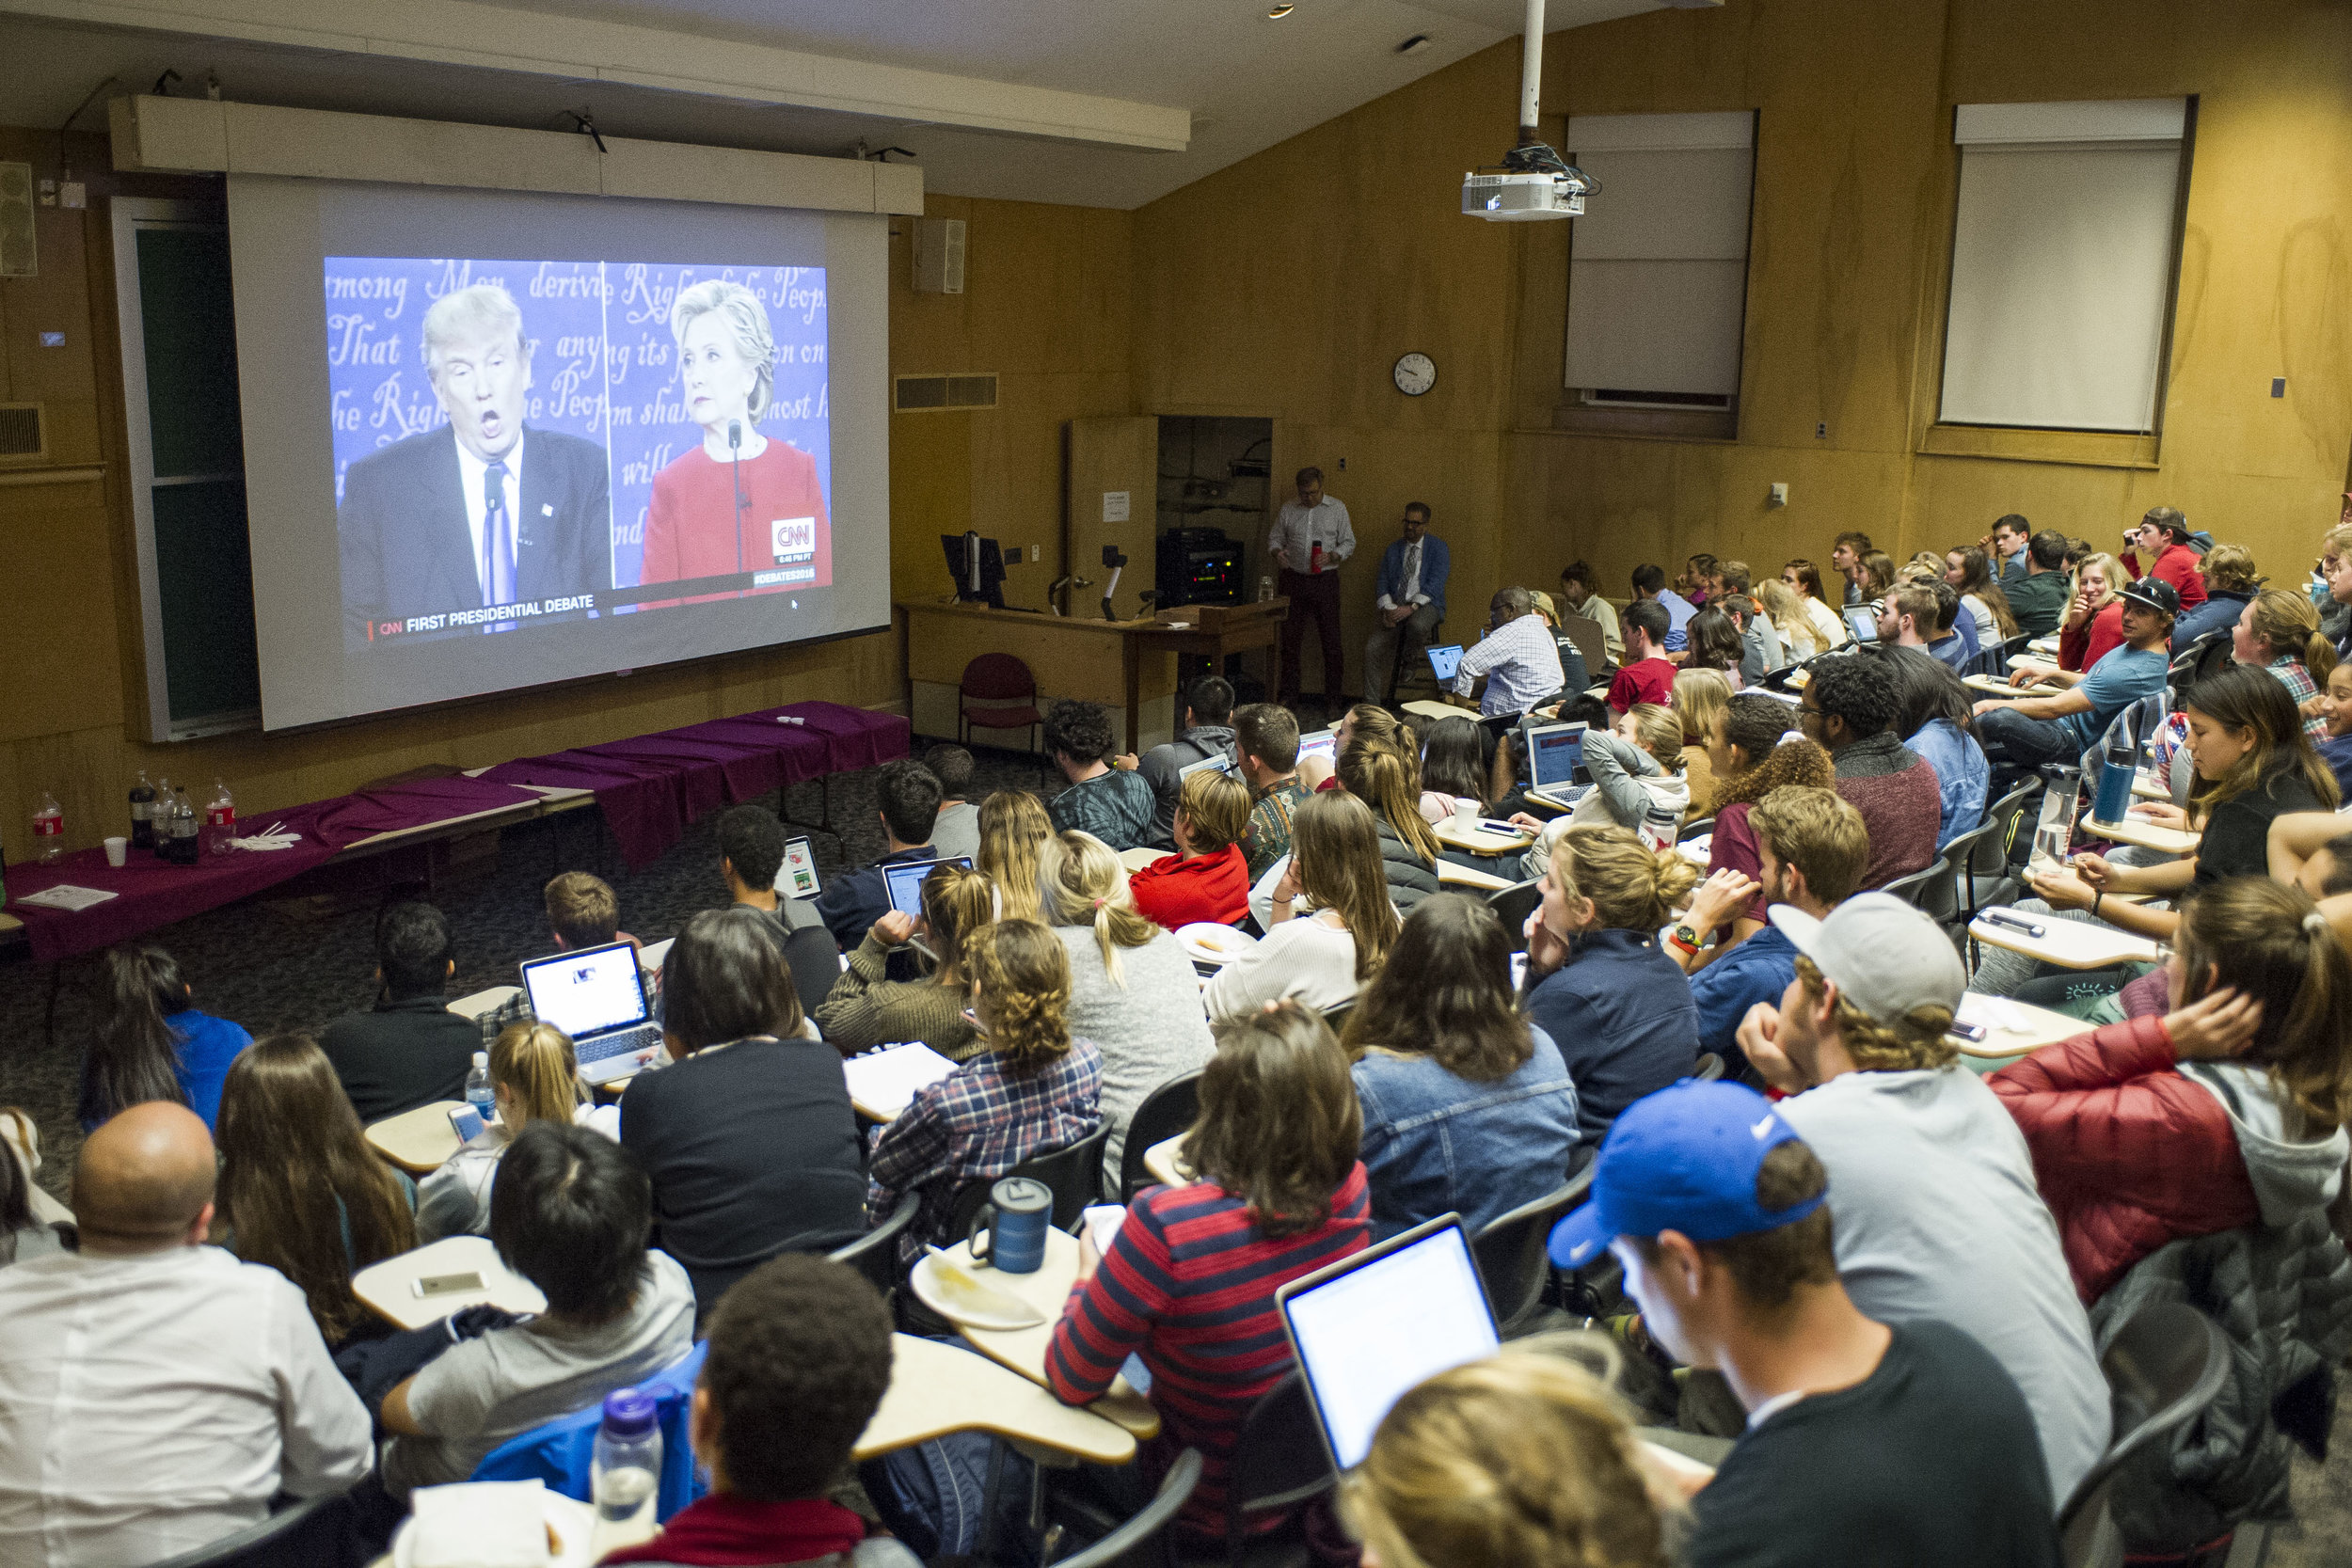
(1, 743, 2346, 1560)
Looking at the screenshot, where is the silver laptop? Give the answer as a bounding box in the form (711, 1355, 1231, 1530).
(1275, 1214, 1500, 1471)
(518, 941, 663, 1085)
(1522, 720, 1589, 804)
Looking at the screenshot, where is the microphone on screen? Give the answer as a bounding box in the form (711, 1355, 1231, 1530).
(727, 420, 742, 451)
(727, 420, 746, 576)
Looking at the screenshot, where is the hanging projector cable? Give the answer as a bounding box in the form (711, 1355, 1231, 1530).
(1461, 0, 1597, 222)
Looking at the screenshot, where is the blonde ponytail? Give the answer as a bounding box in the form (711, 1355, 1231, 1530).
(489, 1021, 580, 1130)
(1036, 830, 1157, 987)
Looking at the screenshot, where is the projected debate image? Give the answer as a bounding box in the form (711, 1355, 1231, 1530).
(326, 258, 833, 652)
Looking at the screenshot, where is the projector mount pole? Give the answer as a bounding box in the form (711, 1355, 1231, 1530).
(1518, 0, 1545, 150)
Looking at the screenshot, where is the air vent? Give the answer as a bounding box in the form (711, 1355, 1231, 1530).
(1580, 388, 1736, 412)
(894, 374, 998, 412)
(0, 404, 45, 461)
(0, 163, 33, 278)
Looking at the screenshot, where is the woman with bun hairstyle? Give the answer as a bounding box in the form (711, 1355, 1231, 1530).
(1520, 825, 1702, 1143)
(1993, 878, 2352, 1301)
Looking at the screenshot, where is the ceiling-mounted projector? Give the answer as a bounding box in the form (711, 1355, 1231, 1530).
(1463, 0, 1598, 223)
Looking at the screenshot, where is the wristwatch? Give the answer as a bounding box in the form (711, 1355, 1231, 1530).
(1668, 924, 1702, 955)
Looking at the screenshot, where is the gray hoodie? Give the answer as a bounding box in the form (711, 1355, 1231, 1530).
(2178, 1061, 2351, 1226)
(1519, 730, 1690, 879)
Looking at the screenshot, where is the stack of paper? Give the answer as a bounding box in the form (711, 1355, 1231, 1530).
(843, 1041, 960, 1119)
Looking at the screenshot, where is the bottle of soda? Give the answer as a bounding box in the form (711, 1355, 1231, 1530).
(165, 788, 200, 865)
(129, 771, 157, 852)
(588, 1388, 662, 1557)
(205, 779, 236, 856)
(152, 777, 174, 855)
(31, 793, 65, 864)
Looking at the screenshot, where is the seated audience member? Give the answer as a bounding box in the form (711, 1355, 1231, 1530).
(1528, 590, 1594, 697)
(1343, 896, 1579, 1236)
(2121, 504, 2208, 611)
(1832, 531, 1875, 607)
(1947, 545, 2020, 648)
(1921, 579, 1976, 673)
(319, 900, 483, 1123)
(1133, 675, 1239, 845)
(1038, 832, 1216, 1174)
(1546, 1084, 2062, 1567)
(1796, 655, 1942, 890)
(212, 1035, 419, 1347)
(1756, 577, 1818, 661)
(1875, 579, 1945, 657)
(1723, 590, 1787, 685)
(1047, 1003, 1370, 1540)
(1780, 558, 1851, 656)
(420, 1022, 615, 1242)
(1695, 696, 1834, 958)
(716, 806, 825, 946)
(815, 761, 944, 950)
(814, 863, 994, 1061)
(1417, 715, 1490, 820)
(1988, 514, 2031, 586)
(1983, 580, 2175, 777)
(924, 744, 982, 861)
(1044, 699, 1157, 850)
(1347, 1344, 1687, 1568)
(1674, 668, 1732, 809)
(1127, 768, 1253, 929)
(1630, 562, 1697, 653)
(0, 1112, 68, 1266)
(1524, 704, 1690, 856)
(1206, 792, 1399, 1022)
(977, 789, 1054, 924)
(79, 942, 251, 1132)
(1680, 606, 1746, 688)
(1977, 666, 2340, 994)
(1558, 560, 1625, 665)
(1232, 702, 1313, 881)
(2315, 659, 2352, 798)
(1453, 587, 1566, 717)
(1684, 787, 1866, 1053)
(1521, 825, 1701, 1143)
(1733, 896, 2110, 1504)
(1607, 600, 1677, 715)
(381, 1121, 697, 1495)
(1336, 738, 1442, 911)
(476, 870, 651, 1046)
(2052, 551, 2128, 674)
(2001, 529, 2074, 640)
(1302, 702, 1409, 793)
(2169, 540, 2259, 652)
(604, 1255, 914, 1568)
(2235, 587, 2334, 741)
(622, 909, 867, 1314)
(1875, 643, 1988, 848)
(0, 1104, 372, 1563)
(1992, 878, 2351, 1302)
(866, 920, 1104, 1259)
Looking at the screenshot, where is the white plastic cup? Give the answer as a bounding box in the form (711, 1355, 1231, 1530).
(103, 836, 128, 867)
(1453, 799, 1476, 826)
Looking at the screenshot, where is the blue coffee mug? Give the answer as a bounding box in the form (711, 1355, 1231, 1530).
(965, 1176, 1053, 1275)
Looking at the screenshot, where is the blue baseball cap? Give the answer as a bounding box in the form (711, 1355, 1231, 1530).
(1547, 1081, 1826, 1269)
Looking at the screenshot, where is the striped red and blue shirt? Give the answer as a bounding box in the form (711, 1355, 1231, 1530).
(1044, 1165, 1371, 1534)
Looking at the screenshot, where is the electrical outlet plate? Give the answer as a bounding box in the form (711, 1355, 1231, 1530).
(1769, 483, 1789, 506)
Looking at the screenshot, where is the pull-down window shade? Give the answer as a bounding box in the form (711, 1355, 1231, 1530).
(1939, 99, 2189, 433)
(1563, 111, 1756, 404)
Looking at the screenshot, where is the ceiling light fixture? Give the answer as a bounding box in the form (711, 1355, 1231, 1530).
(1266, 5, 1294, 17)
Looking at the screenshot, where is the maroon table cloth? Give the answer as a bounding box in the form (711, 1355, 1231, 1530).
(3, 775, 542, 964)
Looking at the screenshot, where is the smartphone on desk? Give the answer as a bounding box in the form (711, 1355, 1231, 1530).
(1948, 1021, 1989, 1042)
(412, 1271, 485, 1299)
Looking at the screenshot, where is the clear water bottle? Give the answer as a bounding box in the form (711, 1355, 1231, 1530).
(1258, 575, 1274, 603)
(129, 771, 157, 852)
(589, 1387, 661, 1556)
(465, 1053, 496, 1131)
(32, 794, 65, 864)
(164, 788, 199, 865)
(204, 779, 236, 856)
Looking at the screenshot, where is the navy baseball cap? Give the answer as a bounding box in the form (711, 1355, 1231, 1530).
(2118, 578, 2180, 618)
(1547, 1081, 1827, 1269)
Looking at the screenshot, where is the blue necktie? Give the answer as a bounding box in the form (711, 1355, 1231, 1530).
(483, 461, 515, 608)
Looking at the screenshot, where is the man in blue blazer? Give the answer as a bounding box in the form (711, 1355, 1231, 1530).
(1364, 501, 1450, 702)
(339, 283, 610, 647)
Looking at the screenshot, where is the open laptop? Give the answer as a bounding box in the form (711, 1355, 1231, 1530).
(882, 855, 977, 918)
(1425, 643, 1466, 684)
(519, 941, 664, 1085)
(1178, 752, 1233, 781)
(1295, 728, 1338, 771)
(780, 834, 822, 901)
(1842, 604, 1880, 644)
(1521, 720, 1592, 811)
(1275, 1214, 1501, 1471)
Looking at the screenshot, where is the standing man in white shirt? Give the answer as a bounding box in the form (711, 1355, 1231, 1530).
(1269, 466, 1356, 705)
(1449, 587, 1565, 717)
(1363, 501, 1450, 704)
(0, 1104, 373, 1567)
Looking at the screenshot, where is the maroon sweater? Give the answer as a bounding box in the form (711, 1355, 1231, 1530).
(1833, 733, 1943, 890)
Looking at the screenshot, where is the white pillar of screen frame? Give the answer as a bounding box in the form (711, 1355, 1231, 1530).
(1940, 99, 2189, 434)
(1562, 110, 1756, 401)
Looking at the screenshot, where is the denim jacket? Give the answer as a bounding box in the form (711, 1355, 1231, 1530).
(1352, 1026, 1581, 1239)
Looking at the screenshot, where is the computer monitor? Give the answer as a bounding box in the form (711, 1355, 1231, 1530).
(941, 531, 1007, 609)
(1524, 721, 1588, 792)
(882, 855, 977, 918)
(1843, 604, 1880, 644)
(1296, 729, 1338, 770)
(780, 835, 822, 900)
(1276, 1214, 1500, 1472)
(1426, 643, 1466, 683)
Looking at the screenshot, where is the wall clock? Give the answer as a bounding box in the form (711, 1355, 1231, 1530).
(1392, 352, 1436, 396)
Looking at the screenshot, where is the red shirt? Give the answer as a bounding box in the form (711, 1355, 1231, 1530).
(2123, 542, 2206, 610)
(1127, 845, 1249, 930)
(1607, 657, 1677, 714)
(2059, 600, 2126, 673)
(641, 439, 833, 594)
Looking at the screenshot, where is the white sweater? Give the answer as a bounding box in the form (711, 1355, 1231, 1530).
(1053, 926, 1216, 1175)
(1202, 912, 1361, 1022)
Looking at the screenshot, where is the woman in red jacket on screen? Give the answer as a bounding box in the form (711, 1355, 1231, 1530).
(1990, 877, 2352, 1304)
(640, 279, 832, 596)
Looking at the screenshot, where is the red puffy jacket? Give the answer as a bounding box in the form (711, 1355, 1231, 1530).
(1989, 1014, 2260, 1304)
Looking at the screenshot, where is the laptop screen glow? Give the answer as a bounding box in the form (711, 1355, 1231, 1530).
(1527, 723, 1587, 790)
(1426, 644, 1465, 683)
(521, 942, 649, 1039)
(1296, 730, 1338, 768)
(882, 856, 975, 918)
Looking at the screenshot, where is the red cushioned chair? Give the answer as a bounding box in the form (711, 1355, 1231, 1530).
(958, 653, 1045, 753)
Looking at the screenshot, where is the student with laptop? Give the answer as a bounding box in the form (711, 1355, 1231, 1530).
(717, 805, 827, 945)
(517, 935, 670, 1087)
(1447, 588, 1565, 718)
(813, 862, 995, 1060)
(1545, 1082, 2062, 1567)
(473, 871, 655, 1047)
(619, 909, 867, 1319)
(1510, 705, 1689, 866)
(815, 761, 945, 951)
(1046, 1002, 1371, 1541)
(317, 900, 484, 1123)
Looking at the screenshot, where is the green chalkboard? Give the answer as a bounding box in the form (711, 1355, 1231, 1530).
(132, 224, 261, 727)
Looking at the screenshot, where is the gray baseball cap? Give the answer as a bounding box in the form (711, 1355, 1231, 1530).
(1767, 892, 1964, 1023)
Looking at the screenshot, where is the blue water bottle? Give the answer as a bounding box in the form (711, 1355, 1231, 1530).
(2091, 724, 2137, 826)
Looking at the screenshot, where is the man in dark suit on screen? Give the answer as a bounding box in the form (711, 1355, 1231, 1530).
(339, 282, 610, 641)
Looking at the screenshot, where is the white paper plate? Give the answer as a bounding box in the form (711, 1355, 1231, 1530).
(1177, 923, 1258, 966)
(910, 1252, 1049, 1332)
